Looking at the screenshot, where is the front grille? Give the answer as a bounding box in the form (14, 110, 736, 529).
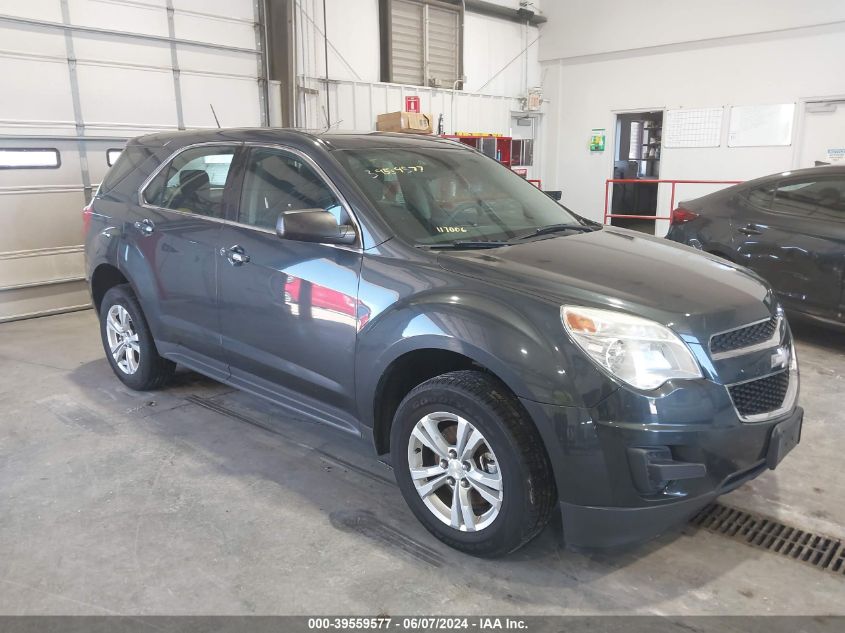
(711, 315, 778, 355)
(728, 370, 790, 417)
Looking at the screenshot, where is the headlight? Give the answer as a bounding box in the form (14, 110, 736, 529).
(561, 305, 702, 390)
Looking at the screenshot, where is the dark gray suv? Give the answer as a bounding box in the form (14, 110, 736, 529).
(85, 129, 803, 557)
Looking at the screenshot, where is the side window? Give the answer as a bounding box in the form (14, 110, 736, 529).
(238, 147, 345, 230)
(772, 178, 845, 220)
(143, 146, 235, 219)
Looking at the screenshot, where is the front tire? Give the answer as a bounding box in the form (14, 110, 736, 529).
(390, 370, 555, 557)
(99, 284, 175, 390)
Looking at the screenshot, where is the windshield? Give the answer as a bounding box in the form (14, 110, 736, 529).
(333, 146, 584, 245)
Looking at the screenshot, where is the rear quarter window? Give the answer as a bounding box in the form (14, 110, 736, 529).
(742, 183, 776, 208)
(98, 145, 158, 196)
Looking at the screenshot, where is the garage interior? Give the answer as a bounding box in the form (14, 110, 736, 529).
(1, 0, 845, 620)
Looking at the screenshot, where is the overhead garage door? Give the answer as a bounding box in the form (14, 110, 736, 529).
(0, 0, 267, 322)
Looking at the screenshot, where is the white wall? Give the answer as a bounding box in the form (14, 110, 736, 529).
(295, 0, 381, 83)
(463, 12, 540, 95)
(538, 0, 845, 231)
(540, 0, 845, 61)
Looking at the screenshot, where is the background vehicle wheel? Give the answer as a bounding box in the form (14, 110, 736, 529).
(390, 370, 555, 557)
(99, 284, 175, 390)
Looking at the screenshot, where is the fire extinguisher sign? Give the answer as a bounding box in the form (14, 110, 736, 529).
(405, 96, 420, 113)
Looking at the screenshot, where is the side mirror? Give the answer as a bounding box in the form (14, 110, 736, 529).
(276, 209, 356, 245)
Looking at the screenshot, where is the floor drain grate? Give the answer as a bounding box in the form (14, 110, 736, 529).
(691, 502, 845, 575)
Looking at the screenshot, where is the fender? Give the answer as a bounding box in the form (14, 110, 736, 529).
(87, 227, 167, 342)
(114, 225, 170, 342)
(355, 286, 611, 428)
(85, 214, 144, 314)
(354, 291, 615, 498)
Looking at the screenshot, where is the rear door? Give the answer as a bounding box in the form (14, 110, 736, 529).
(136, 143, 239, 374)
(216, 145, 363, 431)
(734, 175, 845, 319)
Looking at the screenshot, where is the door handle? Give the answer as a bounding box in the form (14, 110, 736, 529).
(737, 224, 763, 236)
(133, 218, 155, 236)
(220, 245, 250, 266)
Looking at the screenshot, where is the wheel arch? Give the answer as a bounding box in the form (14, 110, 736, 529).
(373, 348, 476, 456)
(368, 341, 540, 458)
(90, 263, 130, 314)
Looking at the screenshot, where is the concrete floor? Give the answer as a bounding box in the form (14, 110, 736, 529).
(0, 309, 843, 615)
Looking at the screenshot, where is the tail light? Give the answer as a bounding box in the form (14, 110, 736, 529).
(671, 207, 699, 225)
(82, 203, 94, 236)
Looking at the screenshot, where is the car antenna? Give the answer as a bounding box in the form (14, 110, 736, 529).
(209, 104, 221, 128)
(321, 105, 330, 133)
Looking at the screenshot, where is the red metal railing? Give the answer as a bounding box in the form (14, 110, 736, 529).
(603, 178, 742, 225)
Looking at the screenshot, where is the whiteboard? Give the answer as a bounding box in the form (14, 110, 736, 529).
(664, 108, 723, 148)
(728, 103, 795, 147)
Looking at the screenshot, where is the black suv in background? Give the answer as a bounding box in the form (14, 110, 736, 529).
(85, 129, 802, 557)
(667, 165, 845, 328)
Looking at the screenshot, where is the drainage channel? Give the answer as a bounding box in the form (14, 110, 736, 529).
(691, 502, 845, 576)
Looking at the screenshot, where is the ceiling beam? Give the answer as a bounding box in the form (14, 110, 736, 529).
(462, 1, 546, 26)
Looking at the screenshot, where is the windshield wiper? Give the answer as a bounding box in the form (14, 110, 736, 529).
(509, 223, 600, 242)
(416, 224, 600, 249)
(417, 240, 509, 250)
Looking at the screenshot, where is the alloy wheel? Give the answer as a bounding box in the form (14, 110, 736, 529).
(105, 304, 140, 375)
(407, 412, 503, 532)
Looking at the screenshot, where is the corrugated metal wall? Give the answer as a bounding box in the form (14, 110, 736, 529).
(0, 0, 267, 322)
(297, 76, 524, 136)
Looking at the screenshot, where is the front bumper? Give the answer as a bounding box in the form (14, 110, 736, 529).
(518, 395, 803, 549)
(559, 454, 768, 549)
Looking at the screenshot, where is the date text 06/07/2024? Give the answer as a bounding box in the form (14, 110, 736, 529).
(306, 617, 528, 631)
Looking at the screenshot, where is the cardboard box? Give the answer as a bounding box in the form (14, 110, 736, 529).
(376, 111, 433, 135)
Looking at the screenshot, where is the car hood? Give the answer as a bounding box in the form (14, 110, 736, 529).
(436, 227, 774, 339)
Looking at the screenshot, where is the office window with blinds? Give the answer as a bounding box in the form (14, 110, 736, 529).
(380, 0, 462, 88)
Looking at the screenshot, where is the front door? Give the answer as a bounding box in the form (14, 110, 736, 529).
(135, 144, 238, 374)
(735, 174, 845, 320)
(217, 145, 362, 431)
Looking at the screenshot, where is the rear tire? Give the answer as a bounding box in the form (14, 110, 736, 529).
(390, 370, 555, 557)
(99, 284, 175, 390)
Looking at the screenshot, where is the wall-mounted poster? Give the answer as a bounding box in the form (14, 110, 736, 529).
(827, 148, 845, 163)
(589, 128, 606, 152)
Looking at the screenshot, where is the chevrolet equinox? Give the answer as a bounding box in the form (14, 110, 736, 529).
(84, 129, 803, 557)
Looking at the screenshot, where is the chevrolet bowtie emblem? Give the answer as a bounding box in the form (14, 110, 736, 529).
(771, 347, 789, 370)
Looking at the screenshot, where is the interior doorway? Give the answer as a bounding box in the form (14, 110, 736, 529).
(797, 99, 845, 168)
(510, 114, 537, 181)
(611, 110, 663, 233)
